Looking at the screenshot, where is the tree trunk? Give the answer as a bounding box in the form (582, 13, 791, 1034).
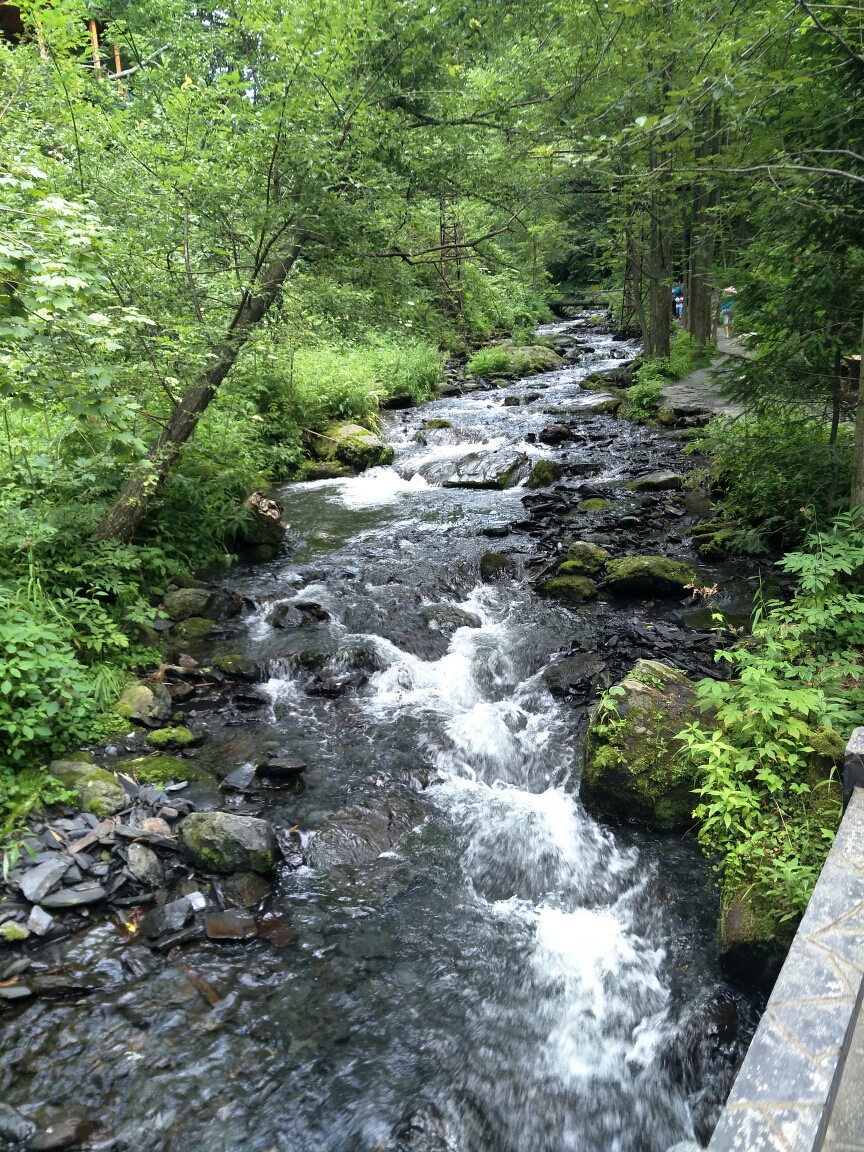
(852, 311, 864, 512)
(648, 193, 671, 358)
(828, 346, 842, 516)
(96, 247, 299, 543)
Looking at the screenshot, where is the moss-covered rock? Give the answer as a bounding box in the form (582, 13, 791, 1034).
(145, 726, 196, 750)
(313, 422, 395, 471)
(625, 471, 685, 492)
(297, 460, 355, 481)
(48, 760, 127, 817)
(480, 552, 512, 581)
(537, 575, 598, 604)
(526, 459, 563, 489)
(605, 555, 695, 597)
(581, 659, 709, 830)
(178, 811, 277, 875)
(121, 755, 217, 786)
(174, 616, 213, 642)
(808, 725, 846, 776)
(237, 489, 287, 547)
(467, 343, 564, 379)
(1, 922, 29, 943)
(559, 541, 611, 575)
(656, 406, 677, 426)
(422, 418, 453, 430)
(576, 498, 616, 513)
(210, 654, 263, 682)
(718, 884, 790, 988)
(162, 587, 214, 621)
(117, 682, 171, 727)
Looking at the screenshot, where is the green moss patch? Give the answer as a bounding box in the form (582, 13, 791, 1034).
(537, 575, 597, 604)
(122, 755, 216, 786)
(146, 726, 196, 749)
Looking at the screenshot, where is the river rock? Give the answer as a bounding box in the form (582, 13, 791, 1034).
(418, 605, 482, 633)
(117, 681, 172, 727)
(204, 909, 257, 940)
(19, 858, 69, 904)
(0, 1103, 35, 1143)
(304, 797, 423, 869)
(258, 756, 306, 779)
(315, 422, 395, 471)
(27, 905, 54, 936)
(224, 872, 272, 908)
(47, 761, 126, 818)
(526, 459, 563, 488)
(238, 489, 287, 547)
(536, 575, 597, 604)
(162, 587, 214, 621)
(26, 1119, 86, 1152)
(718, 885, 789, 988)
(126, 843, 164, 886)
(542, 652, 606, 697)
(174, 616, 213, 642)
(537, 423, 575, 445)
(557, 540, 610, 576)
(420, 448, 531, 489)
(145, 725, 197, 750)
(581, 659, 708, 830)
(41, 882, 106, 908)
(269, 600, 330, 628)
(626, 470, 685, 492)
(300, 460, 355, 480)
(256, 912, 297, 948)
(210, 654, 262, 681)
(605, 555, 695, 597)
(140, 897, 193, 939)
(480, 552, 512, 581)
(178, 812, 277, 874)
(121, 755, 217, 787)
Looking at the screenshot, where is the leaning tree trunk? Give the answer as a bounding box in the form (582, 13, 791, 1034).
(96, 248, 299, 544)
(648, 192, 671, 358)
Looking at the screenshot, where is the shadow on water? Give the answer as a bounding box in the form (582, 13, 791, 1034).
(0, 319, 763, 1152)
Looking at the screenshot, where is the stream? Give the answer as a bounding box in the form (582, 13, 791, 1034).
(0, 319, 763, 1152)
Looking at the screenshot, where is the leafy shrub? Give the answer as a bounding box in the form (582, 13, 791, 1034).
(680, 515, 864, 931)
(690, 409, 853, 550)
(624, 381, 664, 421)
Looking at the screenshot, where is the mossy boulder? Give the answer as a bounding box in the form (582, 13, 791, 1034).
(174, 616, 213, 642)
(581, 372, 607, 391)
(121, 755, 217, 786)
(626, 471, 685, 492)
(298, 460, 355, 481)
(479, 552, 512, 581)
(577, 498, 615, 513)
(210, 654, 263, 682)
(537, 575, 598, 604)
(559, 541, 610, 575)
(1, 922, 29, 943)
(162, 587, 214, 621)
(467, 343, 564, 379)
(422, 419, 453, 430)
(178, 811, 277, 875)
(581, 659, 710, 830)
(145, 726, 197, 750)
(48, 760, 127, 817)
(117, 682, 171, 728)
(718, 884, 790, 988)
(526, 459, 563, 489)
(605, 555, 695, 598)
(807, 725, 846, 777)
(314, 422, 395, 471)
(656, 406, 677, 426)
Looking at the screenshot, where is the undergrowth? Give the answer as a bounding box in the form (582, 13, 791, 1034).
(680, 514, 864, 934)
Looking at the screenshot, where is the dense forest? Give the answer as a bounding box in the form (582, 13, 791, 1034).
(3, 0, 864, 946)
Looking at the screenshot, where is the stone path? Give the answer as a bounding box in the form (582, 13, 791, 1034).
(660, 333, 745, 419)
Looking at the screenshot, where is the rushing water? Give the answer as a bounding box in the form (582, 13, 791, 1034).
(0, 321, 760, 1152)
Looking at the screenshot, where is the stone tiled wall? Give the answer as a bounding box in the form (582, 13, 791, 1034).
(708, 728, 864, 1152)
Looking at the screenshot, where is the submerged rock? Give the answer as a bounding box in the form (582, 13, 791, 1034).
(48, 760, 126, 818)
(179, 811, 277, 874)
(543, 652, 606, 697)
(304, 797, 423, 869)
(0, 1103, 35, 1143)
(581, 659, 708, 830)
(479, 552, 512, 581)
(605, 555, 695, 597)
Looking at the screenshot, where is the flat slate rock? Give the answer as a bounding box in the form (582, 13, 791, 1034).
(204, 910, 257, 939)
(40, 883, 105, 909)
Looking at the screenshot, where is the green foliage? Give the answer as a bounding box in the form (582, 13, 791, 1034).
(624, 381, 664, 422)
(467, 346, 512, 376)
(690, 410, 853, 551)
(680, 518, 864, 928)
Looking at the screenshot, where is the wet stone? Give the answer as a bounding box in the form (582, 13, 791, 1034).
(27, 1118, 92, 1151)
(41, 883, 106, 909)
(0, 1102, 35, 1143)
(258, 756, 306, 779)
(256, 912, 297, 948)
(140, 897, 192, 939)
(26, 906, 54, 936)
(222, 764, 259, 791)
(126, 843, 164, 886)
(19, 858, 70, 904)
(204, 909, 257, 940)
(224, 871, 272, 908)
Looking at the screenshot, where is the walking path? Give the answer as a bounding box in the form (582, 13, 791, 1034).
(660, 332, 745, 418)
